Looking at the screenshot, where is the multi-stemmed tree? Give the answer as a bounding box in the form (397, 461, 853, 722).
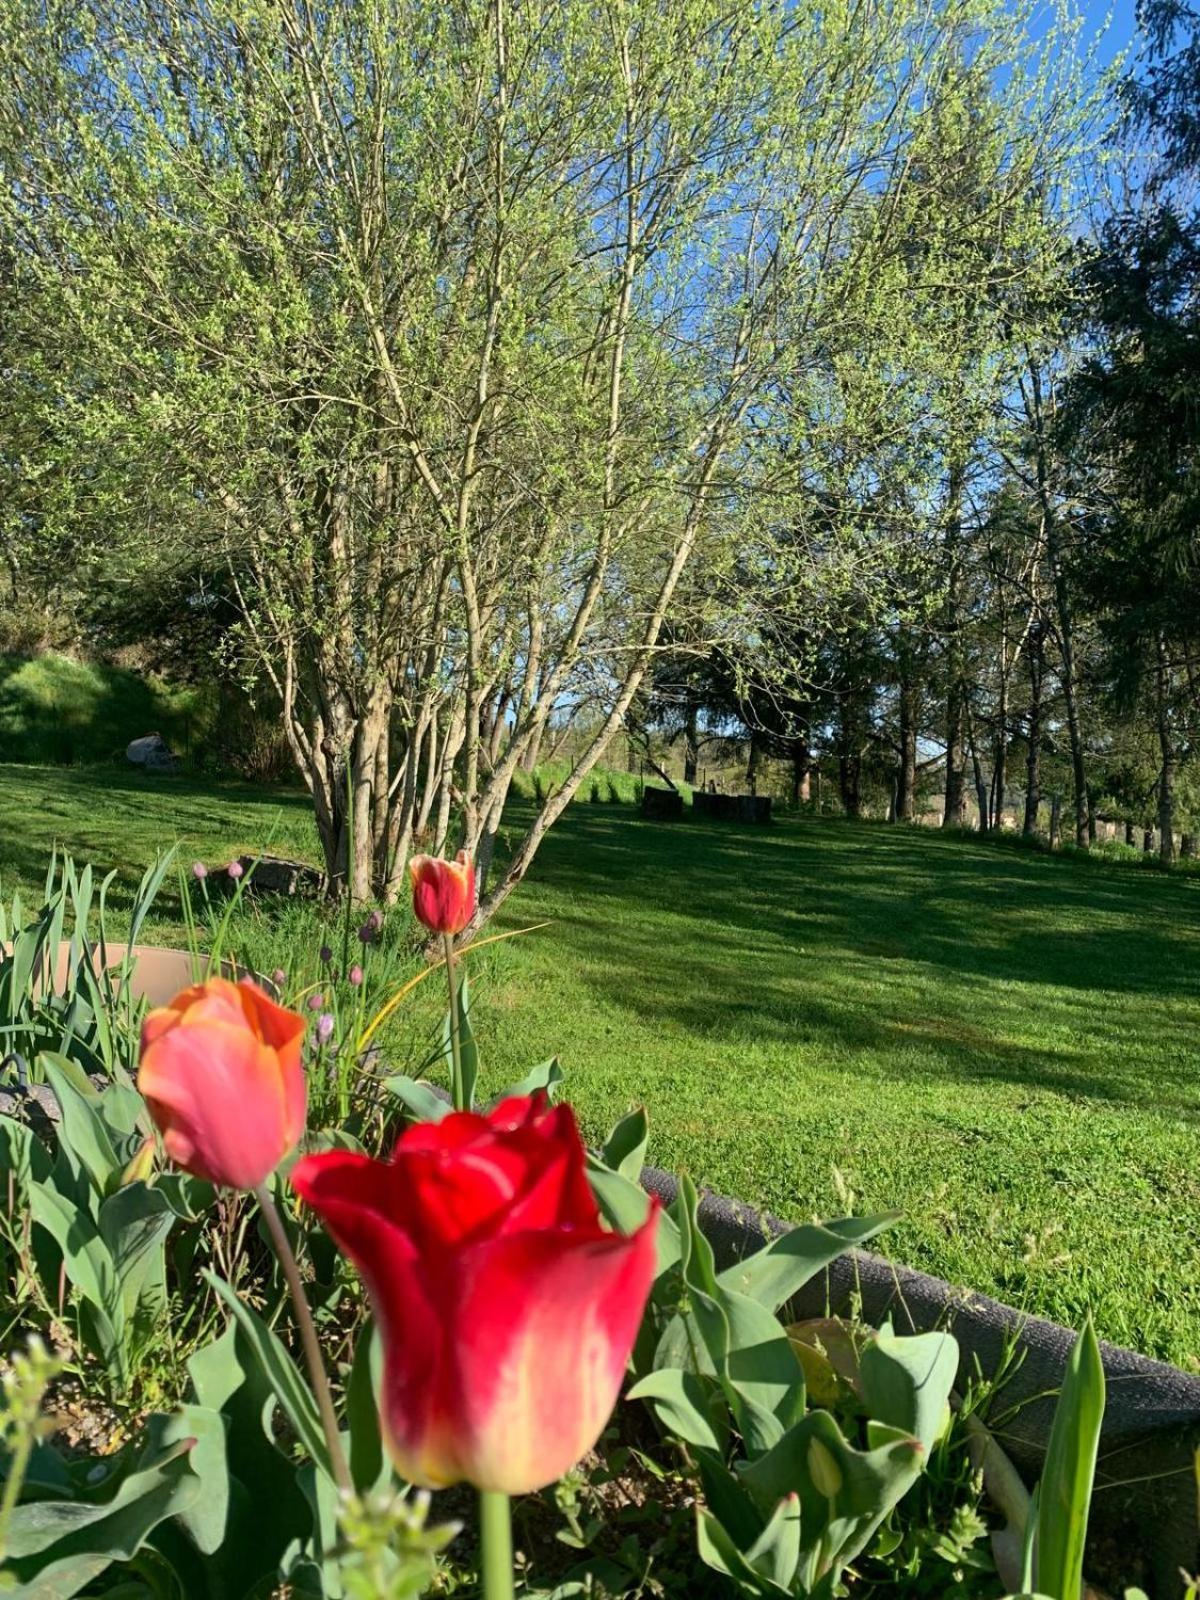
(1, 0, 1106, 913)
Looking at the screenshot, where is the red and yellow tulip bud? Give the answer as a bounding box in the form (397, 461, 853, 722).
(408, 850, 475, 937)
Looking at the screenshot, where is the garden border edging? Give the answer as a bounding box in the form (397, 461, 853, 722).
(639, 1163, 1200, 1589)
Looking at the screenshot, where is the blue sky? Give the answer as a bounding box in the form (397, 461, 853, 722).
(1075, 0, 1139, 70)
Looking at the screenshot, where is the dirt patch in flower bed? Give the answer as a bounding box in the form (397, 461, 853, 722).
(639, 1165, 1200, 1593)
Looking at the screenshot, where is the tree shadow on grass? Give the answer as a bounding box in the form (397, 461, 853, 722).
(514, 808, 1200, 1002)
(497, 808, 1200, 1116)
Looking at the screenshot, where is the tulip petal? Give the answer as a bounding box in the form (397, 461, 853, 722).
(235, 981, 307, 1143)
(236, 979, 308, 1054)
(292, 1150, 465, 1486)
(293, 1105, 659, 1497)
(389, 1099, 598, 1246)
(140, 1019, 294, 1189)
(449, 1205, 660, 1494)
(408, 853, 475, 935)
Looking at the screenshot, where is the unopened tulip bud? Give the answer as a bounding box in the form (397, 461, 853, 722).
(408, 852, 475, 936)
(807, 1437, 843, 1500)
(119, 1135, 157, 1187)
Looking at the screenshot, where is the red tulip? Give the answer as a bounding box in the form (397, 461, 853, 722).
(408, 849, 475, 936)
(138, 977, 307, 1190)
(292, 1095, 658, 1494)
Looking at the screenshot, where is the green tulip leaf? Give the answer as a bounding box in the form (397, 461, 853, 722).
(5, 1428, 198, 1565)
(1034, 1314, 1105, 1600)
(345, 1318, 387, 1494)
(858, 1325, 958, 1453)
(497, 1056, 564, 1103)
(97, 1182, 175, 1324)
(41, 1056, 121, 1200)
(695, 1510, 793, 1597)
(628, 1368, 729, 1455)
(744, 1492, 803, 1591)
(716, 1213, 899, 1315)
(202, 1270, 331, 1480)
(740, 1408, 926, 1572)
(600, 1107, 650, 1181)
(382, 1076, 451, 1124)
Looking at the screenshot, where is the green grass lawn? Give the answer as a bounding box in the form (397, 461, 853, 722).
(3, 761, 1199, 1365)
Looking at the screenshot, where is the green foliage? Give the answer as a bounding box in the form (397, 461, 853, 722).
(2, 771, 1197, 1360)
(1031, 1315, 1105, 1600)
(0, 848, 175, 1081)
(614, 1162, 960, 1599)
(0, 1056, 188, 1396)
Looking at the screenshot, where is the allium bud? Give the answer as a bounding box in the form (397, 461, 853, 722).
(348, 964, 364, 987)
(271, 969, 287, 990)
(307, 992, 324, 1012)
(319, 944, 333, 965)
(315, 1013, 335, 1046)
(227, 861, 244, 881)
(192, 861, 208, 880)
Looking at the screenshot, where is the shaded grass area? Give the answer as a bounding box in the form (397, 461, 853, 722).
(0, 654, 213, 766)
(0, 762, 319, 933)
(2, 762, 1199, 1363)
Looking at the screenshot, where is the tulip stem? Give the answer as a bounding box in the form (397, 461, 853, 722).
(255, 1183, 352, 1495)
(444, 933, 465, 1111)
(479, 1490, 514, 1600)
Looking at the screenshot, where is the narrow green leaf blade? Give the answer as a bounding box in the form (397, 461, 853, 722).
(1034, 1314, 1105, 1600)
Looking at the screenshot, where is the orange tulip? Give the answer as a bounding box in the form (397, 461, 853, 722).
(138, 977, 307, 1190)
(409, 849, 476, 936)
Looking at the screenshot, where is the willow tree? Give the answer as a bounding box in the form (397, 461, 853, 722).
(0, 0, 1093, 921)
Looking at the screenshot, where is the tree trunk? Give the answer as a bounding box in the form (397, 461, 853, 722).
(519, 722, 546, 773)
(1181, 833, 1196, 858)
(943, 682, 967, 828)
(1157, 638, 1177, 864)
(790, 738, 811, 806)
(991, 737, 1006, 831)
(1125, 820, 1135, 846)
(683, 704, 699, 786)
(966, 708, 989, 832)
(1049, 794, 1062, 848)
(1023, 623, 1043, 836)
(1023, 359, 1087, 848)
(1143, 828, 1154, 853)
(1044, 502, 1087, 849)
(896, 680, 917, 822)
(992, 648, 1009, 829)
(941, 461, 967, 830)
(838, 752, 861, 818)
(746, 734, 762, 796)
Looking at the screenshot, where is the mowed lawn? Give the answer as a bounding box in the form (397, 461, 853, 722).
(3, 762, 1199, 1365)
